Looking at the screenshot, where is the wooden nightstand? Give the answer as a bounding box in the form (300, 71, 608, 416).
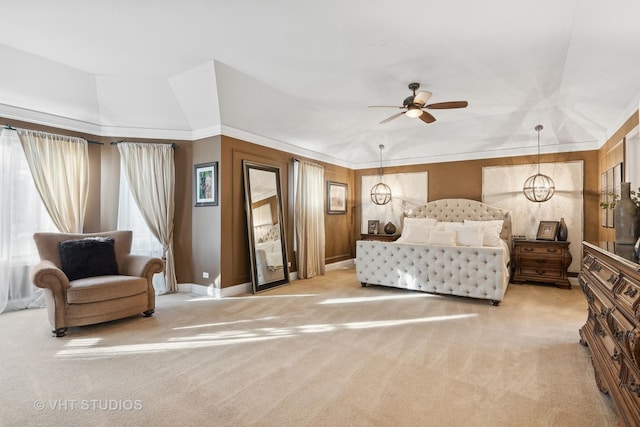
(511, 239, 572, 289)
(360, 233, 400, 242)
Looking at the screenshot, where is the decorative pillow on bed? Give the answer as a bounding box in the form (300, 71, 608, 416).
(447, 224, 484, 246)
(397, 217, 437, 244)
(437, 221, 464, 231)
(464, 220, 504, 247)
(427, 230, 457, 246)
(59, 237, 119, 281)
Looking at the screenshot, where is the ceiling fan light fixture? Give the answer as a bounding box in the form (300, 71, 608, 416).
(405, 105, 423, 118)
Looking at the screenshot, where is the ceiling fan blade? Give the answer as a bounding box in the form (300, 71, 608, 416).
(368, 105, 404, 108)
(413, 91, 432, 106)
(426, 101, 468, 109)
(379, 111, 405, 124)
(419, 111, 436, 124)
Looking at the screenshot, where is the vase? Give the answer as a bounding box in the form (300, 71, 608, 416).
(384, 222, 396, 235)
(557, 218, 568, 241)
(614, 182, 640, 244)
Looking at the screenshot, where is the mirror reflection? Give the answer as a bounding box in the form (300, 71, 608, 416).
(243, 161, 289, 292)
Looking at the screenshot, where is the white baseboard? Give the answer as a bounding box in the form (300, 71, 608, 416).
(326, 258, 354, 271)
(177, 258, 354, 298)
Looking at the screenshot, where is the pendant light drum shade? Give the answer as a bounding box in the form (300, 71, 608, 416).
(523, 125, 555, 203)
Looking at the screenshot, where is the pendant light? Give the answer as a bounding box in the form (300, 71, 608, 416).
(370, 144, 392, 205)
(523, 125, 555, 202)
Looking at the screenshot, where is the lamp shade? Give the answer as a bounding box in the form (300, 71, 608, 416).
(405, 105, 423, 118)
(523, 173, 555, 202)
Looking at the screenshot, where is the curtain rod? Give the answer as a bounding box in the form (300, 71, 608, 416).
(110, 140, 179, 149)
(3, 124, 103, 145)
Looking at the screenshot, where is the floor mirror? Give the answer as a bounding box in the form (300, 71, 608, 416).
(242, 160, 290, 293)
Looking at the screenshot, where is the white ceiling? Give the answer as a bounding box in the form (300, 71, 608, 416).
(1, 0, 639, 169)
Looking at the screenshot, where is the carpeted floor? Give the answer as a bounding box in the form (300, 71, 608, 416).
(1, 266, 618, 426)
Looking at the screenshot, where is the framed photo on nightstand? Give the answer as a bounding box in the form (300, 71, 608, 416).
(536, 221, 559, 241)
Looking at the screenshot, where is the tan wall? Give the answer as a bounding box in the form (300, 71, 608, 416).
(354, 150, 601, 247)
(597, 110, 639, 241)
(220, 136, 354, 287)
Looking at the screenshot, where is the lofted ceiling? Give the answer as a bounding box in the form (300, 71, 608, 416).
(1, 0, 639, 169)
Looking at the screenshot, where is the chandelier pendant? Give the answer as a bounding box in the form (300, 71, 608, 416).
(523, 125, 555, 203)
(370, 144, 392, 205)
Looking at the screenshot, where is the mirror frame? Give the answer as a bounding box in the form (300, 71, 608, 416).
(242, 160, 290, 293)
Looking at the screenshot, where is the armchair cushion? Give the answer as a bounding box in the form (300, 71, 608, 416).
(66, 275, 147, 304)
(59, 237, 119, 281)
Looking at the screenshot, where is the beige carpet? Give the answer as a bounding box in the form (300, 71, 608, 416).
(1, 266, 617, 426)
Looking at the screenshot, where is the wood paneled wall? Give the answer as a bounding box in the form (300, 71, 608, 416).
(220, 136, 354, 287)
(598, 111, 639, 241)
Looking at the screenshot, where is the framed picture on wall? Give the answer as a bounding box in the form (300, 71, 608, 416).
(194, 162, 218, 207)
(536, 221, 559, 241)
(327, 181, 347, 214)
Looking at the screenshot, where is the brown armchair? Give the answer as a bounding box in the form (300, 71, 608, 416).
(31, 230, 164, 337)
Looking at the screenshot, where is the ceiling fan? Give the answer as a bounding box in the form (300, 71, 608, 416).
(369, 82, 468, 124)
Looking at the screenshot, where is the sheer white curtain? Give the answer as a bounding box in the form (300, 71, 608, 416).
(117, 143, 177, 292)
(117, 165, 166, 294)
(16, 129, 89, 233)
(294, 160, 325, 279)
(0, 129, 57, 313)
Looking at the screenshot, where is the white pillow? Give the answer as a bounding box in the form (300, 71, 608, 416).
(454, 224, 484, 246)
(464, 220, 504, 247)
(397, 217, 438, 244)
(427, 230, 457, 246)
(438, 222, 464, 231)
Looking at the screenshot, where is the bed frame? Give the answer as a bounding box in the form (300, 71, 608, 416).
(356, 199, 512, 305)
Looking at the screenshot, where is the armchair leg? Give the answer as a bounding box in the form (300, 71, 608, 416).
(52, 328, 67, 337)
(143, 309, 154, 317)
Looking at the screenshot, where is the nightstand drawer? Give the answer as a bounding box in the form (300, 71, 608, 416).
(517, 245, 564, 256)
(517, 265, 564, 279)
(518, 257, 564, 268)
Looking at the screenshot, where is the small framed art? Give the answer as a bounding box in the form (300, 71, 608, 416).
(536, 221, 559, 241)
(194, 162, 218, 207)
(327, 181, 347, 214)
(367, 220, 380, 235)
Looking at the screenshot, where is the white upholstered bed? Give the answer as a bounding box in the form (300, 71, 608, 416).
(356, 199, 512, 305)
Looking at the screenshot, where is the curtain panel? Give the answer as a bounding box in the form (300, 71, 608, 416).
(16, 129, 89, 233)
(0, 129, 57, 313)
(117, 143, 177, 292)
(295, 160, 325, 279)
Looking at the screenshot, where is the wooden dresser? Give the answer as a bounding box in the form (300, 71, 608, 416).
(579, 242, 640, 427)
(511, 239, 572, 288)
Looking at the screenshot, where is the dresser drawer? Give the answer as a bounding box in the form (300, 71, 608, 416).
(619, 360, 640, 426)
(594, 318, 624, 373)
(607, 309, 637, 360)
(583, 252, 622, 292)
(614, 276, 640, 319)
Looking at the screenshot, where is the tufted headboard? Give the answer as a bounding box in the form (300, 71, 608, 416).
(404, 198, 512, 242)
